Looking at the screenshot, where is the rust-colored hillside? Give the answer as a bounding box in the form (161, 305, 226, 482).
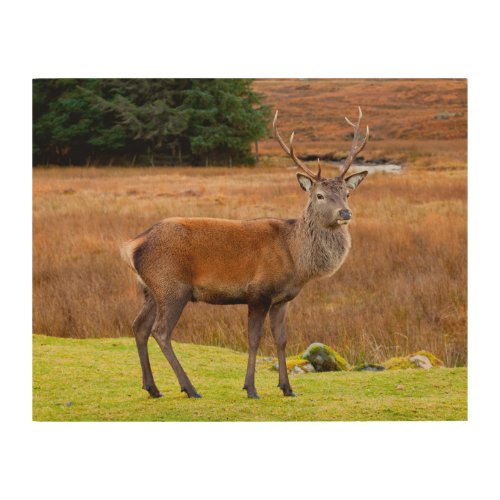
(253, 78, 467, 169)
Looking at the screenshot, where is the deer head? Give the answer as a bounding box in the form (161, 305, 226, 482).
(273, 107, 369, 228)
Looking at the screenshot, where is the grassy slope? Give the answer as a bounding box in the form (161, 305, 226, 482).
(33, 335, 467, 422)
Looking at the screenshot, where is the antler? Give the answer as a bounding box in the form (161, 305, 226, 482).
(338, 106, 370, 178)
(273, 110, 322, 181)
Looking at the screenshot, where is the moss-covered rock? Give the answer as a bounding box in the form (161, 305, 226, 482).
(272, 356, 316, 373)
(413, 350, 444, 367)
(409, 355, 433, 369)
(382, 356, 414, 370)
(285, 356, 310, 370)
(302, 363, 316, 373)
(383, 351, 444, 370)
(301, 342, 351, 372)
(271, 347, 444, 373)
(353, 363, 386, 372)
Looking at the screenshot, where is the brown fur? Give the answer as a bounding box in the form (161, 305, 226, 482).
(129, 217, 300, 306)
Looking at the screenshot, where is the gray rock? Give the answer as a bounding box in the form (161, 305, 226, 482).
(302, 363, 316, 373)
(291, 366, 305, 375)
(354, 363, 386, 372)
(409, 355, 433, 370)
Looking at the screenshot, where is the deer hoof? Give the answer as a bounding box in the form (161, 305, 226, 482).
(181, 388, 202, 398)
(243, 385, 260, 399)
(146, 385, 163, 398)
(279, 384, 296, 397)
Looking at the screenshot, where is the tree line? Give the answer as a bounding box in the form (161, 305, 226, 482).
(33, 79, 271, 166)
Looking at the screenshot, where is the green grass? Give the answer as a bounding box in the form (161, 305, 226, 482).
(33, 335, 467, 421)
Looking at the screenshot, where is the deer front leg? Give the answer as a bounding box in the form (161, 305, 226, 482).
(270, 302, 295, 397)
(243, 300, 270, 399)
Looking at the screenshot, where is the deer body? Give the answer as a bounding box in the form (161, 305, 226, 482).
(125, 216, 351, 307)
(123, 108, 369, 399)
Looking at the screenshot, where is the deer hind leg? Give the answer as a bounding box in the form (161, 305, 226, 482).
(151, 285, 201, 398)
(243, 300, 271, 399)
(133, 288, 161, 398)
(270, 302, 295, 397)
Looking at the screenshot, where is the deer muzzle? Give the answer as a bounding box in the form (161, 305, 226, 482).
(338, 209, 352, 221)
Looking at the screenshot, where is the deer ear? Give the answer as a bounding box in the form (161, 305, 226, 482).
(344, 171, 368, 191)
(296, 173, 314, 192)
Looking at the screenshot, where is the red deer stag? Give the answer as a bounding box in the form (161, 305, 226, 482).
(122, 107, 369, 399)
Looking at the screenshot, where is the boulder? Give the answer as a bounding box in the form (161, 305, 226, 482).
(409, 355, 433, 370)
(290, 366, 305, 375)
(383, 350, 444, 370)
(301, 343, 350, 372)
(382, 356, 414, 370)
(413, 350, 444, 367)
(302, 363, 316, 373)
(353, 363, 386, 372)
(272, 356, 315, 373)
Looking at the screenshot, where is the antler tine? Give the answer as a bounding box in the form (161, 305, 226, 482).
(317, 158, 322, 179)
(273, 110, 291, 155)
(338, 106, 370, 178)
(289, 132, 321, 180)
(273, 110, 322, 181)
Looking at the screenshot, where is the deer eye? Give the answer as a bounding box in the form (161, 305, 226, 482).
(316, 193, 324, 200)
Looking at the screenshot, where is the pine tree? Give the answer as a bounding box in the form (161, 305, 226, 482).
(33, 79, 270, 166)
(84, 79, 190, 166)
(185, 79, 270, 165)
(33, 79, 126, 165)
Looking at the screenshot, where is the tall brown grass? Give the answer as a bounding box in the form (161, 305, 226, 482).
(32, 165, 467, 366)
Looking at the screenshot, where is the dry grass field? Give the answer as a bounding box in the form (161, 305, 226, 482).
(33, 79, 467, 367)
(33, 165, 466, 366)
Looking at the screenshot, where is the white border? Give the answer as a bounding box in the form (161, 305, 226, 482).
(2, 0, 498, 498)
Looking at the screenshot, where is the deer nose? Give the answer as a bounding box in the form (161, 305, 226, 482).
(339, 209, 352, 220)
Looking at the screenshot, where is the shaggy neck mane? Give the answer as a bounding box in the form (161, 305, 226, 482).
(294, 201, 352, 279)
